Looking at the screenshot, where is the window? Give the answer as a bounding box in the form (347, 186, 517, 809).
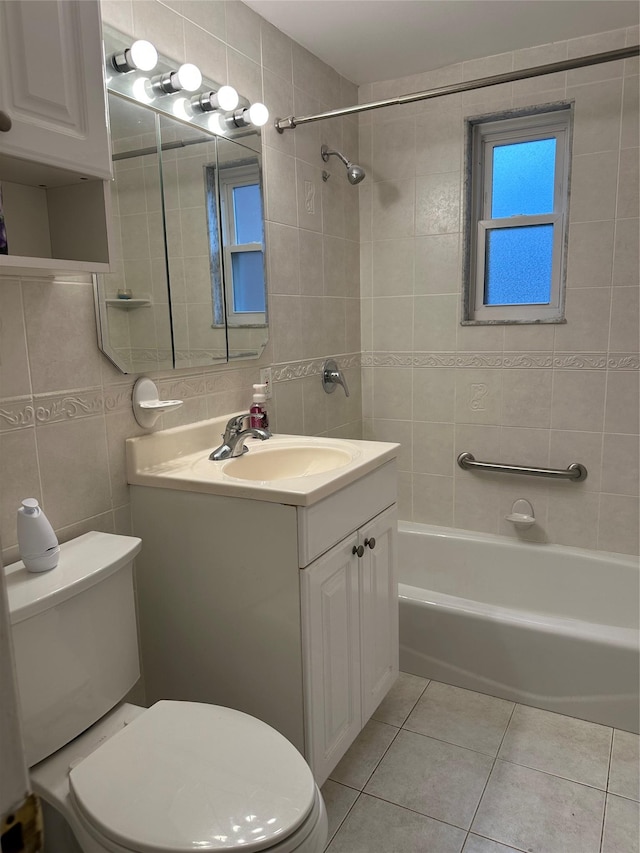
(218, 163, 266, 326)
(463, 105, 572, 324)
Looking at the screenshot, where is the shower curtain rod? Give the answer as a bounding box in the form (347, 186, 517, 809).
(275, 44, 639, 131)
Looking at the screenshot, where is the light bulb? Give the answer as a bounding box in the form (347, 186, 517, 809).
(112, 39, 158, 73)
(229, 102, 270, 128)
(247, 102, 269, 127)
(175, 63, 202, 92)
(191, 86, 239, 114)
(128, 40, 158, 72)
(172, 97, 192, 121)
(132, 77, 153, 104)
(207, 113, 228, 134)
(152, 63, 202, 95)
(216, 85, 239, 111)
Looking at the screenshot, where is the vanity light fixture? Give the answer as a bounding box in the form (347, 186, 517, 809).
(151, 63, 203, 94)
(111, 39, 158, 73)
(228, 102, 270, 128)
(192, 85, 239, 113)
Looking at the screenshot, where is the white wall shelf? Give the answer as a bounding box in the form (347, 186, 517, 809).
(105, 298, 151, 309)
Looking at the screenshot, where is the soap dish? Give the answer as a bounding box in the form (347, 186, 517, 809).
(505, 499, 536, 527)
(133, 377, 183, 429)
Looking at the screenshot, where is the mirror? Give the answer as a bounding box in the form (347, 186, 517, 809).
(95, 93, 268, 373)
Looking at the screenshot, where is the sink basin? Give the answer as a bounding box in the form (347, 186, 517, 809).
(223, 445, 353, 481)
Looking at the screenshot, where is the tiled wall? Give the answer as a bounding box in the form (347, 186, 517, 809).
(0, 0, 362, 566)
(360, 27, 639, 555)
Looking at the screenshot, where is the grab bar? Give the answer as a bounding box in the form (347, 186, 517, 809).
(457, 452, 588, 482)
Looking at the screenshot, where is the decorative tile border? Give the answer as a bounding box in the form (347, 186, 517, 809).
(104, 384, 135, 415)
(33, 389, 104, 424)
(361, 352, 640, 369)
(272, 353, 362, 382)
(1, 350, 636, 433)
(0, 398, 34, 431)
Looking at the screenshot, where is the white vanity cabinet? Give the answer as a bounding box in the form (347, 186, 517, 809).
(129, 444, 399, 786)
(301, 505, 398, 784)
(0, 0, 112, 276)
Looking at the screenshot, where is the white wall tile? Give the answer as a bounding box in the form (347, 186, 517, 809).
(413, 473, 454, 525)
(601, 434, 640, 496)
(598, 494, 639, 555)
(551, 371, 607, 432)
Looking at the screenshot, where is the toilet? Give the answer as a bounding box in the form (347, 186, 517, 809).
(5, 531, 328, 853)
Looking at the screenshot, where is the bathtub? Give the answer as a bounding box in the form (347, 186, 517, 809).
(398, 522, 640, 733)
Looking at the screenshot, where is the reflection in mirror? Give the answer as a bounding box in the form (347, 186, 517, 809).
(215, 138, 268, 364)
(95, 97, 268, 373)
(157, 114, 228, 369)
(95, 95, 174, 373)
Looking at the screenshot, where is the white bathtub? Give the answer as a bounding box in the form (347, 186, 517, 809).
(398, 522, 640, 733)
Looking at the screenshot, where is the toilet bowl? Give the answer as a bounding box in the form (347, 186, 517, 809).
(6, 532, 327, 853)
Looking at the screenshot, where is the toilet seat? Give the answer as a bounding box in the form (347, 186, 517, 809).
(68, 701, 317, 853)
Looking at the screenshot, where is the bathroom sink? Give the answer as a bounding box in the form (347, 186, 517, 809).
(222, 445, 353, 481)
(126, 415, 399, 506)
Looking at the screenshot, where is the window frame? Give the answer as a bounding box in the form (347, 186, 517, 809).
(463, 104, 572, 325)
(218, 163, 266, 327)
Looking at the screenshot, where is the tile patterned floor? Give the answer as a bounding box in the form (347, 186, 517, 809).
(321, 673, 640, 853)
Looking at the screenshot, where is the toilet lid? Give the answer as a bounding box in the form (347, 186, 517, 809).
(69, 701, 316, 853)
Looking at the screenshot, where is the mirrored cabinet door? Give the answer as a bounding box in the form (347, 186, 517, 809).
(95, 93, 268, 374)
(95, 95, 174, 373)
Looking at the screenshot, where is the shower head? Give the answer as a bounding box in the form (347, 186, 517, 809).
(346, 163, 366, 185)
(321, 144, 366, 185)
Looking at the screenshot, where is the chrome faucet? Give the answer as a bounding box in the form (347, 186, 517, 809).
(209, 414, 271, 461)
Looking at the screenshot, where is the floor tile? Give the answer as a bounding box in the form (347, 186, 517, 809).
(329, 719, 398, 790)
(462, 835, 523, 853)
(320, 780, 359, 844)
(609, 728, 640, 801)
(372, 671, 429, 727)
(364, 729, 493, 830)
(601, 793, 640, 853)
(498, 704, 612, 788)
(471, 760, 605, 853)
(325, 793, 466, 853)
(404, 681, 514, 756)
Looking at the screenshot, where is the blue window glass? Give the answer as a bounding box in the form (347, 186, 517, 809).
(485, 224, 553, 305)
(491, 138, 556, 218)
(233, 184, 263, 244)
(231, 252, 266, 313)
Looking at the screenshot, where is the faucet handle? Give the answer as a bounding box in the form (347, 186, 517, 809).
(223, 413, 250, 438)
(322, 358, 350, 397)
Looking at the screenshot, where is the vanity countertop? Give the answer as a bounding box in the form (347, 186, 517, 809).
(126, 415, 399, 507)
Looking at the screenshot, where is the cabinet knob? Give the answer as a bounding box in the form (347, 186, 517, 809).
(364, 537, 376, 550)
(352, 544, 364, 558)
(0, 111, 12, 132)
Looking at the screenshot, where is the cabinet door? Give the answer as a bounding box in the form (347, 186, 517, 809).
(359, 505, 399, 721)
(301, 537, 361, 785)
(0, 0, 111, 179)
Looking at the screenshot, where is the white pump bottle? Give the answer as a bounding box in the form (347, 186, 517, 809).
(17, 498, 60, 572)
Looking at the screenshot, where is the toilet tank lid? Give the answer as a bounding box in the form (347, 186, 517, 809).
(5, 531, 142, 624)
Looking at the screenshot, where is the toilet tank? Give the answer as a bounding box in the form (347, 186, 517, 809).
(5, 531, 142, 767)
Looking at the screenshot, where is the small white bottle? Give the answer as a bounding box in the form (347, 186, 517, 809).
(17, 498, 60, 573)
